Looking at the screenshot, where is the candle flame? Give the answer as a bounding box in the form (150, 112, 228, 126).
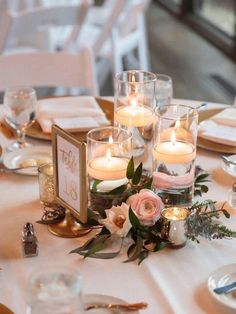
(108, 136, 113, 144)
(171, 131, 176, 147)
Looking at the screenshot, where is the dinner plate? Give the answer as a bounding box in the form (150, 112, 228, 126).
(197, 107, 236, 154)
(221, 155, 236, 178)
(25, 97, 114, 141)
(3, 146, 52, 175)
(84, 294, 140, 314)
(208, 264, 236, 311)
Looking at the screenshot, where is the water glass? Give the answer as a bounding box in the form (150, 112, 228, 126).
(26, 266, 84, 314)
(3, 86, 37, 151)
(153, 104, 198, 206)
(155, 74, 173, 107)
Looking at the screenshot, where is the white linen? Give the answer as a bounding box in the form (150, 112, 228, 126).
(198, 107, 236, 146)
(0, 99, 236, 314)
(37, 96, 110, 133)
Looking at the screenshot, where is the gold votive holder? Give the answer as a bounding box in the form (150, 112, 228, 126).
(38, 163, 56, 207)
(161, 206, 189, 248)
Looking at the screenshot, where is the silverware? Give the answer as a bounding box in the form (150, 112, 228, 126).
(0, 165, 37, 173)
(196, 103, 207, 110)
(213, 281, 236, 294)
(84, 302, 148, 311)
(221, 155, 236, 167)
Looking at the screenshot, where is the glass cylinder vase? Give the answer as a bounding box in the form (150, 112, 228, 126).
(87, 126, 132, 210)
(114, 70, 157, 175)
(152, 104, 198, 206)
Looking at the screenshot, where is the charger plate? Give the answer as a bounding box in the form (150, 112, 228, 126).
(197, 107, 236, 154)
(25, 97, 114, 141)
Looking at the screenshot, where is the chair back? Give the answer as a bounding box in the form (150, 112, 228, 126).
(0, 1, 89, 52)
(0, 48, 99, 96)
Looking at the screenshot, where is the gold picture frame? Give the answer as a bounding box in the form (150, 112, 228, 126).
(52, 124, 87, 224)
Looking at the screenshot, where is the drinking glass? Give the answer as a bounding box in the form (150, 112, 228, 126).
(26, 266, 84, 314)
(156, 74, 173, 107)
(3, 86, 37, 151)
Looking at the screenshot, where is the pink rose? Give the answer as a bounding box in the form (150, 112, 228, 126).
(127, 189, 164, 226)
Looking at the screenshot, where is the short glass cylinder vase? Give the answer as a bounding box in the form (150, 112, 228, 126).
(152, 105, 198, 206)
(38, 163, 57, 208)
(87, 127, 132, 210)
(114, 70, 157, 175)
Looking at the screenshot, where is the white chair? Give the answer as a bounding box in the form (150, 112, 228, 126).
(0, 48, 99, 96)
(0, 1, 90, 53)
(77, 0, 150, 89)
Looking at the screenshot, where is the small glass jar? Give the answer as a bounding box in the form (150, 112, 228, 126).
(38, 163, 56, 207)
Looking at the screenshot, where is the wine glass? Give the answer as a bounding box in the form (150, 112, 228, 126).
(3, 86, 37, 151)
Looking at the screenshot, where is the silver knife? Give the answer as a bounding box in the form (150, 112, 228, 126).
(214, 281, 236, 294)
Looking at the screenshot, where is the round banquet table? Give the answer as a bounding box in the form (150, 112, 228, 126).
(0, 98, 236, 314)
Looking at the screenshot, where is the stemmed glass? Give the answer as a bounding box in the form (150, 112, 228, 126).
(3, 86, 37, 151)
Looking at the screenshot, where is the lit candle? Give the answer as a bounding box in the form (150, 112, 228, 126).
(87, 136, 129, 181)
(161, 206, 189, 247)
(115, 97, 154, 127)
(153, 130, 196, 164)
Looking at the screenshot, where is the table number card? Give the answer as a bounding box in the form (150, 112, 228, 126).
(52, 124, 87, 223)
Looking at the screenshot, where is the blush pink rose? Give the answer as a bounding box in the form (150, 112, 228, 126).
(127, 189, 164, 226)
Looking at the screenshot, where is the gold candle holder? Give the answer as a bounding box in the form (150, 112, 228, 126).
(161, 207, 189, 248)
(38, 163, 56, 207)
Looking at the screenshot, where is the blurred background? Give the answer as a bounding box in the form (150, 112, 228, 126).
(0, 0, 236, 104)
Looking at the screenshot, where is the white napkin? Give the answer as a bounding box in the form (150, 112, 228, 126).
(198, 107, 236, 146)
(37, 96, 110, 133)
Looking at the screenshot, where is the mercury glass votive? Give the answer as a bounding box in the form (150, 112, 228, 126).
(114, 70, 157, 174)
(38, 163, 56, 207)
(153, 105, 198, 206)
(161, 206, 189, 248)
(87, 127, 132, 210)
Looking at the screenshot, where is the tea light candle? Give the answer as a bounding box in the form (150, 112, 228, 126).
(161, 206, 189, 247)
(153, 131, 196, 164)
(87, 157, 128, 181)
(115, 97, 154, 127)
(38, 163, 56, 207)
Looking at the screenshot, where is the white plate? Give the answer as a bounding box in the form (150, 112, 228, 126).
(208, 264, 236, 311)
(221, 155, 236, 178)
(3, 146, 52, 175)
(83, 294, 140, 313)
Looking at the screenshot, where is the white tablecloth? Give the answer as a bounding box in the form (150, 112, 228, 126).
(0, 98, 236, 314)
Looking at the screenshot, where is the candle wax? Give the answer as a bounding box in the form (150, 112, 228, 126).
(115, 106, 154, 127)
(153, 141, 195, 164)
(87, 157, 128, 180)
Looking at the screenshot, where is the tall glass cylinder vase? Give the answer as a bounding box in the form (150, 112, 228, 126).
(152, 105, 198, 206)
(114, 70, 157, 176)
(87, 127, 132, 210)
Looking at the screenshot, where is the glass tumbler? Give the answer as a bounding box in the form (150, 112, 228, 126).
(26, 266, 84, 314)
(155, 74, 173, 108)
(153, 104, 198, 206)
(114, 70, 157, 174)
(38, 163, 56, 207)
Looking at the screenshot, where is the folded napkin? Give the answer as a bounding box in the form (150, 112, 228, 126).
(37, 96, 110, 133)
(198, 107, 236, 146)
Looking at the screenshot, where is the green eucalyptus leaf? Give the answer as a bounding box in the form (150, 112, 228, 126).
(132, 162, 143, 185)
(144, 177, 153, 189)
(129, 207, 140, 229)
(84, 242, 107, 257)
(123, 235, 143, 263)
(126, 157, 135, 179)
(108, 184, 127, 195)
(92, 179, 103, 192)
(138, 250, 149, 265)
(222, 209, 230, 218)
(201, 185, 209, 193)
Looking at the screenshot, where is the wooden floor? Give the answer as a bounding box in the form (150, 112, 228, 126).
(102, 2, 236, 105)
